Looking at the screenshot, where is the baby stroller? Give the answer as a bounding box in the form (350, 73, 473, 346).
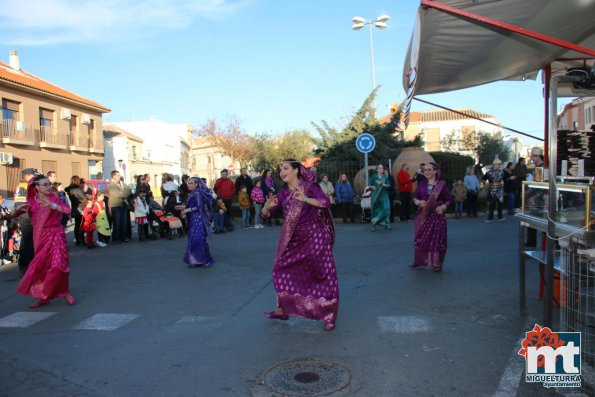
(2, 221, 20, 265)
(360, 187, 372, 223)
(153, 209, 183, 239)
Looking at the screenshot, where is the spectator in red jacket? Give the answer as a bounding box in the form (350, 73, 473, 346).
(397, 163, 414, 222)
(214, 169, 235, 231)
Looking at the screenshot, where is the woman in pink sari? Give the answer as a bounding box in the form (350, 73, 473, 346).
(13, 175, 75, 308)
(410, 162, 452, 272)
(262, 160, 339, 331)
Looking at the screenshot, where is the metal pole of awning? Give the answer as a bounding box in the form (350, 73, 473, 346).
(542, 73, 585, 326)
(543, 74, 559, 327)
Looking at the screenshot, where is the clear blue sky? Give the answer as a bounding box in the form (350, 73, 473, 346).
(0, 0, 565, 145)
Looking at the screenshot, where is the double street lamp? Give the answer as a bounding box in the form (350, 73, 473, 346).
(352, 14, 389, 108)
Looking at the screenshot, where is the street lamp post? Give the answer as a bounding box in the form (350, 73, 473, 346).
(352, 14, 389, 108)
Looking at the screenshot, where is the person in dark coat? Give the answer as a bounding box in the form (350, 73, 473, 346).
(384, 168, 397, 223)
(335, 173, 356, 223)
(513, 157, 527, 209)
(235, 168, 253, 196)
(65, 175, 86, 246)
(16, 168, 40, 275)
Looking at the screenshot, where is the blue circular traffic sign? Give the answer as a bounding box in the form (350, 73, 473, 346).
(355, 133, 376, 154)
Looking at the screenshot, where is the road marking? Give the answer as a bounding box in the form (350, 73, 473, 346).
(494, 333, 526, 397)
(0, 312, 56, 328)
(378, 316, 432, 334)
(174, 315, 221, 325)
(74, 313, 140, 331)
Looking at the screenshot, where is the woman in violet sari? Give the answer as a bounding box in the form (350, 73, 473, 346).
(13, 175, 75, 308)
(178, 177, 214, 267)
(410, 162, 453, 272)
(369, 164, 391, 231)
(262, 159, 339, 331)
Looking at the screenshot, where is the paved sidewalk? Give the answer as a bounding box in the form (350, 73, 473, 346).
(0, 216, 577, 396)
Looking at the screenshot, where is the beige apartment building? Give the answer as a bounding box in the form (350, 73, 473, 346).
(190, 137, 241, 186)
(0, 50, 110, 197)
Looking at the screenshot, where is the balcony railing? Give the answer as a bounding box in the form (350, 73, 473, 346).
(89, 134, 103, 154)
(38, 126, 69, 148)
(69, 132, 89, 151)
(1, 119, 35, 145)
(1, 120, 102, 153)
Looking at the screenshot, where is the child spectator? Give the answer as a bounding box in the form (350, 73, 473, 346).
(213, 197, 227, 234)
(133, 190, 151, 241)
(4, 227, 20, 264)
(94, 192, 110, 247)
(0, 195, 12, 264)
(238, 185, 252, 228)
(81, 198, 99, 248)
(250, 180, 265, 229)
(53, 182, 70, 227)
(451, 179, 467, 219)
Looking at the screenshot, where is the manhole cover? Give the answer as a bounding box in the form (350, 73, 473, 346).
(262, 358, 350, 396)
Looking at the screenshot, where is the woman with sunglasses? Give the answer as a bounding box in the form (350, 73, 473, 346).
(12, 175, 75, 308)
(410, 162, 452, 273)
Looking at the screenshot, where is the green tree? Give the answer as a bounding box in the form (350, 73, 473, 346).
(441, 129, 510, 166)
(312, 88, 378, 155)
(249, 133, 277, 171)
(250, 130, 315, 172)
(464, 131, 510, 165)
(277, 129, 314, 162)
(440, 129, 460, 152)
(313, 89, 421, 165)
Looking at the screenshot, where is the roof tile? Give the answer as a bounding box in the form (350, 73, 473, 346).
(0, 61, 110, 112)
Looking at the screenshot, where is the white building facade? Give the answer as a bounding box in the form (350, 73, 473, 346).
(402, 107, 525, 162)
(109, 118, 192, 183)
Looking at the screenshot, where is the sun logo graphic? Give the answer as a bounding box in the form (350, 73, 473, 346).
(518, 324, 581, 388)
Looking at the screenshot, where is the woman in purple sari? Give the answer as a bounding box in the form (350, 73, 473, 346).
(262, 160, 339, 331)
(178, 177, 214, 267)
(410, 162, 452, 272)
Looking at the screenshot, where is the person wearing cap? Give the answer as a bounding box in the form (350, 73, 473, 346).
(16, 168, 38, 275)
(482, 159, 505, 222)
(530, 147, 545, 169)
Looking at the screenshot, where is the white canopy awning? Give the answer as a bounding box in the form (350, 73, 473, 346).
(402, 0, 595, 101)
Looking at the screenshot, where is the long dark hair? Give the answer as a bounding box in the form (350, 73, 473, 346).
(280, 159, 303, 179)
(261, 169, 272, 180)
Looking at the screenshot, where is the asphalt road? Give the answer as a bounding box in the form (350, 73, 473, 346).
(0, 216, 580, 396)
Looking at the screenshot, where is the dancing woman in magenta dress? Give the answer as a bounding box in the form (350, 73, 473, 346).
(410, 162, 452, 272)
(262, 160, 339, 331)
(14, 175, 75, 308)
